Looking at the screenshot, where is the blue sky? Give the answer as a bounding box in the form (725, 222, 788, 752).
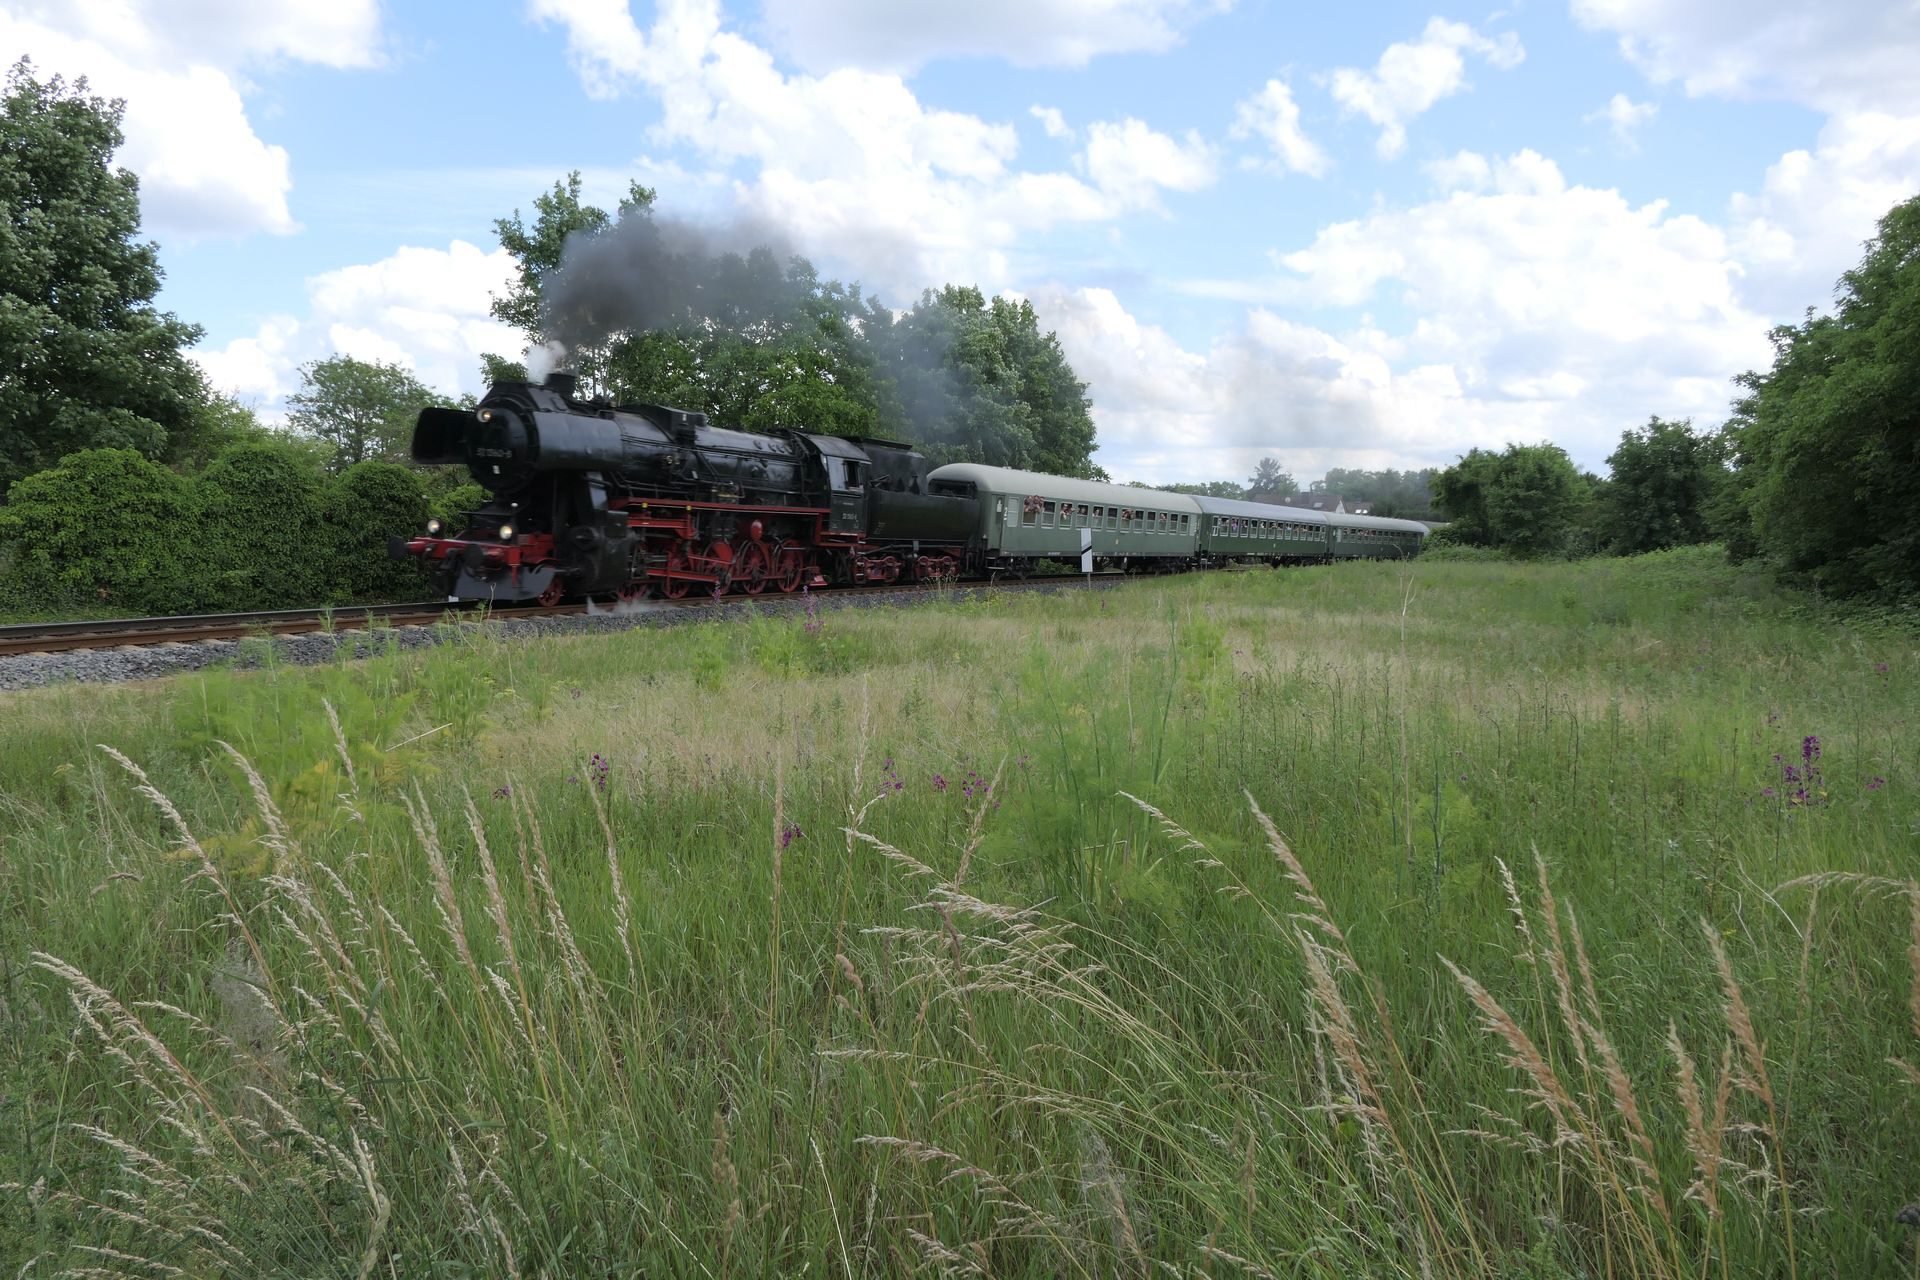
(6, 0, 1917, 485)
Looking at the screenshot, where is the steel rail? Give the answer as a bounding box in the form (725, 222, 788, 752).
(0, 573, 1130, 658)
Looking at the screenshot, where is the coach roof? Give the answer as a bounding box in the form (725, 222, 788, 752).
(1189, 494, 1329, 525)
(927, 464, 1204, 514)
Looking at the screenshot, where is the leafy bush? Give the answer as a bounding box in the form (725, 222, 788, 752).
(426, 480, 487, 529)
(322, 460, 431, 602)
(1418, 541, 1507, 563)
(0, 448, 196, 614)
(190, 442, 329, 610)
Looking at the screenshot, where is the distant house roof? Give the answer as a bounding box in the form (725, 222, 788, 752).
(1282, 492, 1347, 513)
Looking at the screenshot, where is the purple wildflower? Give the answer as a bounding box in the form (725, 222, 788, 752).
(492, 784, 512, 800)
(779, 822, 804, 849)
(1875, 662, 1890, 675)
(931, 773, 948, 793)
(1802, 735, 1821, 764)
(1867, 776, 1887, 792)
(589, 753, 610, 791)
(1761, 787, 1776, 798)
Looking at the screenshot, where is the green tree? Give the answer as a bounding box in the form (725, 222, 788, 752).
(1432, 443, 1584, 557)
(1724, 194, 1920, 596)
(487, 177, 1099, 472)
(869, 285, 1098, 475)
(0, 60, 210, 495)
(489, 171, 656, 391)
(1246, 457, 1294, 496)
(285, 355, 439, 472)
(0, 449, 195, 612)
(1599, 416, 1725, 554)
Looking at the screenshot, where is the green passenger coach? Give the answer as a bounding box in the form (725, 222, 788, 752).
(926, 463, 1204, 573)
(1326, 511, 1429, 559)
(1190, 494, 1332, 564)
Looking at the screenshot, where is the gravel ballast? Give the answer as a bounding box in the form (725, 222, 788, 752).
(0, 579, 1122, 692)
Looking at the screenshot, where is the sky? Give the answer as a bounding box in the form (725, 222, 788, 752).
(5, 0, 1918, 486)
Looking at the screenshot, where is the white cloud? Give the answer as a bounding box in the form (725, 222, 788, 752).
(11, 0, 383, 73)
(1570, 0, 1920, 115)
(1060, 149, 1791, 479)
(1081, 118, 1219, 208)
(1728, 112, 1920, 313)
(195, 241, 524, 408)
(1030, 104, 1073, 140)
(0, 0, 383, 239)
(758, 0, 1232, 74)
(527, 0, 1219, 297)
(1327, 17, 1524, 158)
(1032, 283, 1509, 482)
(1570, 1, 1920, 320)
(1585, 92, 1657, 150)
(1230, 79, 1330, 177)
(1423, 148, 1493, 191)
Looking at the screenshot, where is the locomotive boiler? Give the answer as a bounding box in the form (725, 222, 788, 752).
(398, 372, 980, 603)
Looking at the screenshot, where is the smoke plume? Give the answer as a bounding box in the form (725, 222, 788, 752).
(538, 214, 796, 355)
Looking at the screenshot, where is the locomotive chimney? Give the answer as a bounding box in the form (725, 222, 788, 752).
(545, 370, 579, 399)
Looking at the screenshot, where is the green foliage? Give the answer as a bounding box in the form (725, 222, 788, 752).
(322, 461, 430, 602)
(0, 448, 193, 612)
(285, 355, 441, 473)
(1432, 442, 1587, 557)
(1724, 194, 1920, 598)
(425, 479, 487, 528)
(0, 60, 209, 494)
(1600, 416, 1726, 555)
(868, 284, 1098, 475)
(190, 442, 329, 610)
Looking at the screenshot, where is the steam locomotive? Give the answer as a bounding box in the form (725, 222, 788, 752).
(396, 371, 1428, 604)
(399, 372, 979, 603)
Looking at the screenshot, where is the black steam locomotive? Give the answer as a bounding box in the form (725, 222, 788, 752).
(399, 372, 980, 603)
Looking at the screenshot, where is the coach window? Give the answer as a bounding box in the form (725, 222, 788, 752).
(1076, 505, 1089, 528)
(1023, 500, 1037, 527)
(1042, 501, 1056, 527)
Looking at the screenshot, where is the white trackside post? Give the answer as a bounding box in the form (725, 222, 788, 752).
(1081, 526, 1093, 579)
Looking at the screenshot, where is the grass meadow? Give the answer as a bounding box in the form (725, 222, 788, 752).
(1, 547, 1916, 1278)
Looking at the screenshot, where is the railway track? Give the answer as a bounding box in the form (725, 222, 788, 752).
(0, 600, 512, 657)
(0, 573, 1128, 658)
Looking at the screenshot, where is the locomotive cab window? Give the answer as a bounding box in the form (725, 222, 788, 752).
(842, 460, 863, 489)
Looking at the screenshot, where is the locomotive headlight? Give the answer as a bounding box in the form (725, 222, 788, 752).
(477, 409, 493, 423)
(426, 518, 443, 535)
(498, 523, 516, 541)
